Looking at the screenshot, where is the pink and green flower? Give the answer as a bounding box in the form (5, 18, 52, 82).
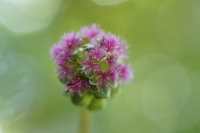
(50, 24, 133, 110)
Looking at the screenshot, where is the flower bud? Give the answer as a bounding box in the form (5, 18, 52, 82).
(71, 93, 93, 107)
(87, 97, 107, 111)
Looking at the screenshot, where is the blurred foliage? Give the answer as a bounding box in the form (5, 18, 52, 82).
(0, 0, 200, 133)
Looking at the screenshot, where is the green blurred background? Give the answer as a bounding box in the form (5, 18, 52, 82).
(0, 0, 200, 133)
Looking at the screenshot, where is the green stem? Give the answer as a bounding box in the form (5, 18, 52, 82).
(79, 108, 91, 133)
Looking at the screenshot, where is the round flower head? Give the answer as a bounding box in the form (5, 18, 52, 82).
(50, 24, 133, 110)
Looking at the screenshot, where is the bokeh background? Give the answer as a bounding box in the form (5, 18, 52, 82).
(1, 0, 200, 133)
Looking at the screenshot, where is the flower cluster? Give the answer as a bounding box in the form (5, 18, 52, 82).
(50, 24, 133, 110)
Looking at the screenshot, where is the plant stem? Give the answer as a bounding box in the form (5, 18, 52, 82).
(79, 108, 90, 133)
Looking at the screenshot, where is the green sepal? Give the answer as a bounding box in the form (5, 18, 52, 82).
(89, 77, 97, 85)
(94, 88, 111, 98)
(71, 93, 93, 107)
(76, 57, 82, 64)
(87, 97, 107, 111)
(65, 60, 77, 67)
(82, 38, 90, 44)
(75, 47, 88, 64)
(85, 70, 95, 79)
(58, 74, 69, 84)
(82, 43, 94, 49)
(88, 85, 100, 93)
(99, 60, 109, 71)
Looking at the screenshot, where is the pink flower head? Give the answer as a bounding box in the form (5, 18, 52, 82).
(119, 64, 133, 82)
(81, 24, 103, 40)
(86, 44, 107, 60)
(67, 77, 90, 95)
(82, 57, 100, 73)
(50, 24, 133, 101)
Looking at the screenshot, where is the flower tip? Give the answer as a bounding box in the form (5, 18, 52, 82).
(81, 23, 103, 40)
(119, 63, 134, 82)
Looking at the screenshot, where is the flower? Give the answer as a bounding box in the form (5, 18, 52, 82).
(66, 77, 90, 95)
(101, 33, 121, 52)
(82, 57, 100, 73)
(56, 65, 72, 79)
(81, 24, 103, 40)
(62, 32, 82, 53)
(107, 54, 117, 67)
(96, 69, 118, 88)
(86, 44, 106, 60)
(50, 44, 71, 66)
(50, 24, 133, 110)
(119, 64, 133, 82)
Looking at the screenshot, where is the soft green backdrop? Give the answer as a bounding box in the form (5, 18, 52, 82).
(1, 0, 200, 133)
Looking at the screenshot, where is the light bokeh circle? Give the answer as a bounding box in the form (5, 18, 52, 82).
(92, 0, 128, 6)
(123, 53, 191, 131)
(156, 1, 200, 56)
(0, 0, 63, 32)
